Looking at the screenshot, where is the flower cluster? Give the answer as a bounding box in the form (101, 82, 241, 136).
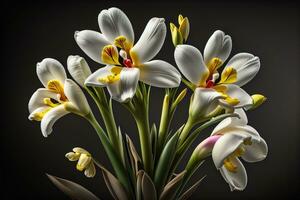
(29, 7, 268, 200)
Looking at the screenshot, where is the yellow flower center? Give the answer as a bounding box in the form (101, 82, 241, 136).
(223, 140, 252, 173)
(32, 80, 67, 121)
(98, 66, 122, 84)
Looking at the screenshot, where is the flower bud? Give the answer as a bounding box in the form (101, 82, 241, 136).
(67, 55, 91, 87)
(246, 94, 267, 110)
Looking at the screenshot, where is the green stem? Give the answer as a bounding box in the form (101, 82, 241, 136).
(178, 116, 196, 146)
(84, 112, 131, 194)
(134, 112, 153, 176)
(85, 87, 121, 157)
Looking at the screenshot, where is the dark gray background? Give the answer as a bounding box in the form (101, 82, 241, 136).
(2, 0, 299, 199)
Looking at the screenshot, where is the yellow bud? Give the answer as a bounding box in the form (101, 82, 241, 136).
(178, 17, 190, 41)
(250, 94, 267, 110)
(170, 23, 183, 46)
(174, 88, 187, 105)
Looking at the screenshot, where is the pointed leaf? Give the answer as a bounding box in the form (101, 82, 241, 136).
(178, 176, 206, 200)
(46, 174, 101, 200)
(126, 135, 142, 174)
(151, 123, 157, 160)
(100, 166, 129, 200)
(154, 133, 179, 194)
(118, 127, 125, 166)
(159, 170, 186, 200)
(142, 171, 157, 200)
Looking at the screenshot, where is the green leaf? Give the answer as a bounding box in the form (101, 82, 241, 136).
(151, 123, 158, 161)
(178, 176, 206, 200)
(159, 170, 186, 200)
(46, 174, 101, 200)
(154, 133, 179, 194)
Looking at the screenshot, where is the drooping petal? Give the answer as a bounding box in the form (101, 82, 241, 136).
(65, 152, 80, 161)
(130, 18, 166, 64)
(174, 45, 209, 86)
(242, 137, 268, 162)
(28, 88, 58, 113)
(64, 79, 90, 115)
(36, 58, 67, 87)
(85, 65, 114, 87)
(217, 84, 252, 108)
(211, 108, 248, 135)
(107, 68, 140, 102)
(139, 60, 181, 88)
(98, 7, 134, 44)
(203, 30, 232, 65)
(212, 133, 249, 168)
(74, 30, 110, 64)
(73, 147, 90, 155)
(219, 157, 247, 191)
(41, 105, 69, 137)
(224, 53, 260, 87)
(67, 55, 91, 87)
(84, 162, 96, 178)
(189, 87, 224, 118)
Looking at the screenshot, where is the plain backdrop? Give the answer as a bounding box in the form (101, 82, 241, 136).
(2, 0, 299, 199)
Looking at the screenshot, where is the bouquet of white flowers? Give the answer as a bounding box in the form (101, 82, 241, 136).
(28, 7, 267, 200)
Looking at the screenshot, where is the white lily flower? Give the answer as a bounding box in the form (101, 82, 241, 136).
(66, 147, 96, 178)
(211, 109, 268, 191)
(75, 7, 181, 102)
(175, 30, 260, 109)
(67, 55, 92, 87)
(28, 58, 90, 137)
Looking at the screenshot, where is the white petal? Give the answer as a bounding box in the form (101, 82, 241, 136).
(211, 109, 248, 135)
(28, 88, 58, 113)
(189, 87, 224, 118)
(84, 65, 114, 87)
(130, 18, 166, 64)
(74, 30, 110, 64)
(204, 30, 232, 64)
(219, 84, 252, 108)
(220, 157, 247, 191)
(64, 79, 90, 115)
(242, 137, 268, 162)
(107, 68, 140, 102)
(98, 7, 134, 43)
(174, 45, 209, 85)
(41, 105, 69, 137)
(212, 133, 249, 168)
(139, 60, 181, 88)
(67, 55, 91, 87)
(225, 53, 260, 87)
(36, 58, 67, 87)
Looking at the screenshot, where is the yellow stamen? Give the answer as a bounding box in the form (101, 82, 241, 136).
(101, 45, 120, 65)
(219, 67, 237, 84)
(98, 66, 122, 84)
(114, 36, 132, 52)
(32, 107, 52, 121)
(213, 85, 240, 106)
(243, 138, 253, 146)
(47, 80, 67, 101)
(207, 57, 223, 74)
(43, 98, 59, 107)
(224, 158, 237, 173)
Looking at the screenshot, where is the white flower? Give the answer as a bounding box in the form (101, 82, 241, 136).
(67, 55, 92, 87)
(66, 147, 96, 178)
(211, 109, 268, 191)
(174, 30, 259, 110)
(75, 7, 181, 102)
(28, 58, 90, 137)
